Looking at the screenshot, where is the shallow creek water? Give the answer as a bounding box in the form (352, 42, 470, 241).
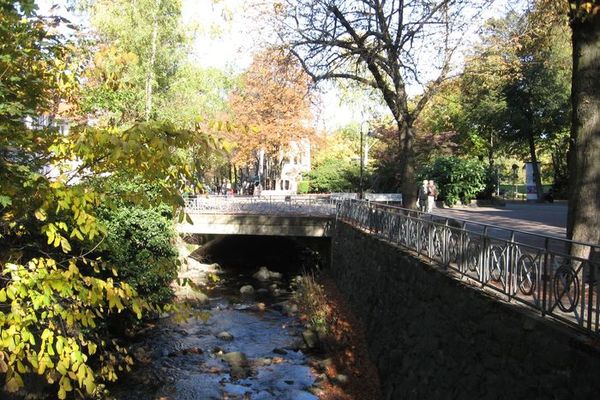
(111, 267, 320, 400)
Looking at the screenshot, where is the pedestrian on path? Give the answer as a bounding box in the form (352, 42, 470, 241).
(427, 180, 437, 213)
(417, 180, 429, 212)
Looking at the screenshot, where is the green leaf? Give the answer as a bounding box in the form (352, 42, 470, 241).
(0, 195, 12, 207)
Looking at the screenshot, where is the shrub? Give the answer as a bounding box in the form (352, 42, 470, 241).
(419, 156, 486, 206)
(307, 158, 360, 193)
(100, 206, 178, 308)
(297, 180, 310, 194)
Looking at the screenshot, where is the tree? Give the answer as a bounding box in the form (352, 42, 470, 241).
(228, 48, 315, 185)
(276, 0, 488, 205)
(457, 8, 571, 200)
(567, 0, 600, 258)
(499, 6, 571, 201)
(0, 2, 209, 397)
(459, 16, 514, 171)
(82, 0, 187, 124)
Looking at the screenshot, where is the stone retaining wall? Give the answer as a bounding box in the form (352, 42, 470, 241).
(331, 221, 600, 399)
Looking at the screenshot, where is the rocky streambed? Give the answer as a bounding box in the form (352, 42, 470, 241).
(110, 256, 331, 400)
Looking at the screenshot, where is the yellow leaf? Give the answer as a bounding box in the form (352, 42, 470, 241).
(70, 228, 84, 240)
(60, 375, 73, 392)
(34, 209, 47, 221)
(16, 361, 26, 374)
(60, 238, 72, 253)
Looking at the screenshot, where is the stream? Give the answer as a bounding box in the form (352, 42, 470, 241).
(110, 236, 324, 400)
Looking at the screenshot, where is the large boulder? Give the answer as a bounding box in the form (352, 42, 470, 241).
(173, 285, 209, 306)
(217, 331, 234, 341)
(240, 285, 255, 295)
(222, 351, 251, 379)
(252, 266, 282, 281)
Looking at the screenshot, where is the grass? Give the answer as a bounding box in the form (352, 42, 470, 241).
(291, 272, 332, 335)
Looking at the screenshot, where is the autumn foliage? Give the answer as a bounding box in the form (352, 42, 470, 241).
(228, 49, 315, 169)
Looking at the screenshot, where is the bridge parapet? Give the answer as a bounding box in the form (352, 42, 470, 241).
(184, 195, 336, 217)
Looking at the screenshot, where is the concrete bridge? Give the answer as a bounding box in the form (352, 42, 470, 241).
(179, 195, 336, 237)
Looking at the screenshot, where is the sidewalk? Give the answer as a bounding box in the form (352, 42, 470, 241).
(432, 203, 567, 239)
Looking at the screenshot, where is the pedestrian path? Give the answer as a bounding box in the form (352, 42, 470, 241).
(432, 203, 567, 238)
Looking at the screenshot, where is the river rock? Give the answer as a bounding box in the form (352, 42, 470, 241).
(240, 285, 255, 295)
(302, 329, 318, 349)
(223, 351, 247, 364)
(255, 357, 272, 366)
(332, 374, 349, 386)
(174, 285, 209, 306)
(222, 351, 251, 379)
(133, 346, 152, 364)
(217, 331, 234, 341)
(182, 347, 203, 355)
(253, 266, 282, 281)
(283, 302, 298, 315)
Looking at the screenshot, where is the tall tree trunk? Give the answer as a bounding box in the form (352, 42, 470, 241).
(397, 121, 416, 208)
(144, 0, 160, 121)
(526, 129, 544, 202)
(567, 8, 600, 262)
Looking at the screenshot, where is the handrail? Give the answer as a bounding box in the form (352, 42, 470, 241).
(336, 199, 599, 337)
(359, 199, 599, 249)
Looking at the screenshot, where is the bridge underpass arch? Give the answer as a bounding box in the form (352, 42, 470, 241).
(181, 234, 332, 271)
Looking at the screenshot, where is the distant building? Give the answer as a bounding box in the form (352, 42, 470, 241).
(25, 114, 81, 182)
(262, 138, 311, 195)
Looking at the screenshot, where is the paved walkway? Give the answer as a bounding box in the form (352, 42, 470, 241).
(432, 202, 567, 239)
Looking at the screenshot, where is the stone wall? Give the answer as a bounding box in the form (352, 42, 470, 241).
(331, 222, 600, 400)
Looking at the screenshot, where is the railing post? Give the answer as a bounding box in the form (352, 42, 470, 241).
(428, 218, 433, 260)
(462, 221, 469, 275)
(541, 237, 549, 316)
(586, 257, 595, 333)
(508, 231, 516, 299)
(443, 219, 450, 268)
(482, 225, 489, 284)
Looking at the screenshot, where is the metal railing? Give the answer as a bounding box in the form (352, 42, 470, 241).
(337, 199, 600, 337)
(184, 194, 337, 216)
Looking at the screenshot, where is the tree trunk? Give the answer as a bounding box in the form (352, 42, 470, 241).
(397, 121, 416, 208)
(144, 0, 160, 121)
(526, 129, 544, 202)
(567, 9, 600, 262)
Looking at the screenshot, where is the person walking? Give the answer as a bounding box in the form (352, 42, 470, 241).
(417, 180, 429, 212)
(427, 180, 438, 213)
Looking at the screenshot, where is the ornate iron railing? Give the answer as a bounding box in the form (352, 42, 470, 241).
(337, 199, 600, 337)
